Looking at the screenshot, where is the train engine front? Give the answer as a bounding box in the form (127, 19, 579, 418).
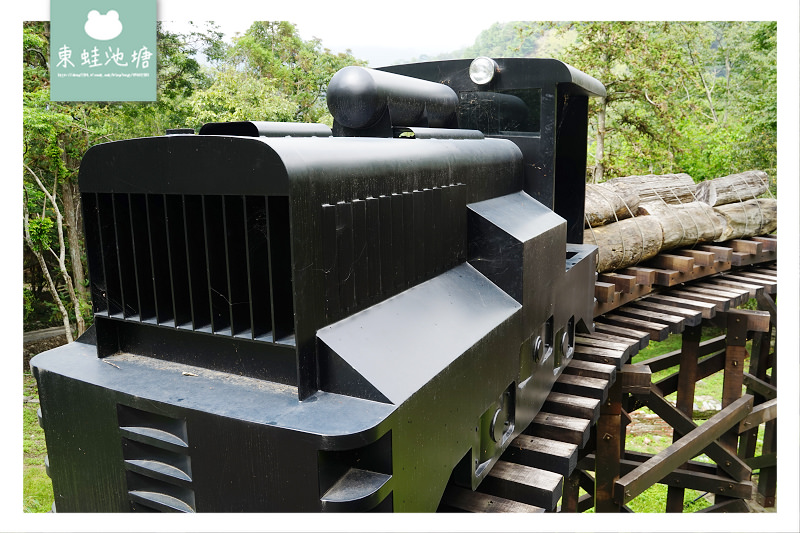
(30, 57, 605, 512)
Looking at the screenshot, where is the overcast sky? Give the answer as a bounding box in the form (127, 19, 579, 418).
(15, 1, 800, 66)
(22, 0, 799, 67)
(160, 5, 516, 67)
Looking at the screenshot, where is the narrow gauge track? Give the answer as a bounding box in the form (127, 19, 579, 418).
(440, 235, 777, 512)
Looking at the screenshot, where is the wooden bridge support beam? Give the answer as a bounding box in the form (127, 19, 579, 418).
(740, 324, 773, 458)
(665, 324, 701, 512)
(716, 309, 770, 507)
(747, 293, 777, 507)
(594, 379, 623, 512)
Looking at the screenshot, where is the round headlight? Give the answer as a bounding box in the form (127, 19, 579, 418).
(469, 57, 498, 85)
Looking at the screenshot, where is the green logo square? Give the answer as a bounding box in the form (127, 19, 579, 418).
(50, 0, 156, 101)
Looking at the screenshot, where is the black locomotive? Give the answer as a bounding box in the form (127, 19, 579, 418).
(31, 57, 605, 512)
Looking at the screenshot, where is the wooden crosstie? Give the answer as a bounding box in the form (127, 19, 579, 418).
(440, 235, 778, 513)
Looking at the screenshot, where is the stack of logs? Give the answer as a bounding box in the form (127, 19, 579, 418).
(583, 170, 777, 272)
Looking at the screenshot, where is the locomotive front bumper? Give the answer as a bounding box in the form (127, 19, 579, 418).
(31, 342, 396, 512)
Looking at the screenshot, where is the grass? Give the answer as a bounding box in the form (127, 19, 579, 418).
(626, 484, 710, 513)
(23, 372, 54, 513)
(578, 483, 710, 513)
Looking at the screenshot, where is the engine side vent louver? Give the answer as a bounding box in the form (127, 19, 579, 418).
(117, 404, 195, 513)
(83, 193, 295, 345)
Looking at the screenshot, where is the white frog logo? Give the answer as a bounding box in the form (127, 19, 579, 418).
(84, 10, 123, 41)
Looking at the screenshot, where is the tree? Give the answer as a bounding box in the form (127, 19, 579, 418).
(24, 22, 90, 338)
(670, 22, 777, 180)
(520, 22, 684, 181)
(462, 22, 541, 58)
(517, 21, 777, 183)
(228, 21, 366, 124)
(23, 164, 84, 341)
(187, 67, 296, 125)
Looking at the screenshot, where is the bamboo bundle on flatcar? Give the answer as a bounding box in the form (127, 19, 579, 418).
(694, 170, 771, 207)
(583, 215, 664, 273)
(583, 170, 776, 272)
(713, 198, 777, 242)
(636, 201, 724, 249)
(584, 181, 640, 228)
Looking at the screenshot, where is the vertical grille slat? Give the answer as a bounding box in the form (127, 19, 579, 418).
(422, 188, 434, 276)
(83, 193, 108, 315)
(412, 189, 425, 281)
(364, 197, 381, 299)
(321, 203, 339, 320)
(390, 193, 404, 290)
(96, 193, 123, 317)
(202, 196, 231, 335)
(335, 201, 355, 311)
(431, 187, 444, 274)
(220, 197, 235, 334)
(111, 194, 137, 318)
(351, 199, 369, 306)
(239, 197, 257, 340)
(85, 192, 293, 344)
(183, 195, 211, 332)
(402, 191, 414, 288)
(164, 195, 192, 328)
(268, 196, 295, 344)
(146, 195, 175, 326)
(129, 194, 155, 323)
(245, 196, 274, 342)
(378, 195, 392, 295)
(224, 196, 252, 338)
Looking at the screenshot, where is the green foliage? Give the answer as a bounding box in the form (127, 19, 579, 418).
(156, 21, 223, 99)
(26, 217, 54, 252)
(673, 119, 747, 180)
(462, 22, 540, 58)
(187, 68, 296, 126)
(514, 21, 777, 182)
(228, 21, 366, 123)
(23, 289, 35, 321)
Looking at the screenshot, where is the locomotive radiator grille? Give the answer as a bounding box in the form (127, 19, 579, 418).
(83, 192, 295, 345)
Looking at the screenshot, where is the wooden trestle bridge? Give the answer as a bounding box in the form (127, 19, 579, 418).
(440, 235, 778, 513)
